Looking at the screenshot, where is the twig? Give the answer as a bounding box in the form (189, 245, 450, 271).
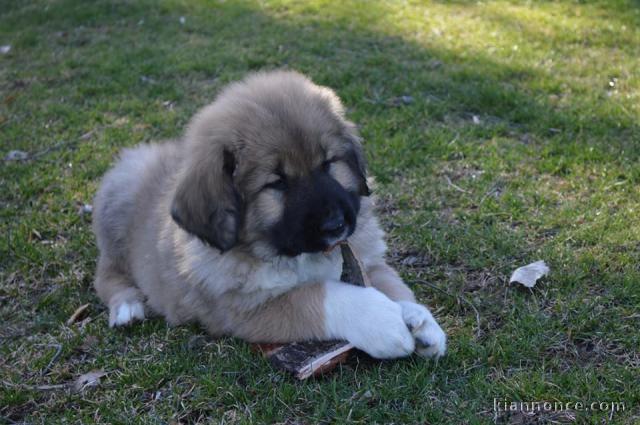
(415, 279, 482, 339)
(444, 175, 470, 194)
(2, 380, 68, 391)
(0, 332, 26, 340)
(3, 127, 99, 162)
(40, 343, 62, 376)
(33, 384, 69, 391)
(30, 139, 77, 160)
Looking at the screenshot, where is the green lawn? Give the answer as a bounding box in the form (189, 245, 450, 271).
(1, 0, 639, 423)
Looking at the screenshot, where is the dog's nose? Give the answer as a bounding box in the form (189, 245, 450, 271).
(321, 210, 346, 236)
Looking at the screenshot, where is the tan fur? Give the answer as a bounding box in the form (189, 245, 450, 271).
(93, 70, 417, 344)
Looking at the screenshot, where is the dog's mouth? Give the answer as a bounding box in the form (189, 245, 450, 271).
(323, 239, 347, 254)
(321, 223, 353, 254)
(271, 217, 355, 257)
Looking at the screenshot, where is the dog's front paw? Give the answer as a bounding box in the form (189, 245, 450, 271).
(324, 283, 414, 359)
(109, 300, 145, 327)
(398, 301, 446, 358)
(346, 288, 415, 359)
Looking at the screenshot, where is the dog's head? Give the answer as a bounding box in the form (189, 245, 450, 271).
(170, 71, 370, 257)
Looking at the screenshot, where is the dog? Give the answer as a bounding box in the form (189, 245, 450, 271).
(92, 70, 446, 359)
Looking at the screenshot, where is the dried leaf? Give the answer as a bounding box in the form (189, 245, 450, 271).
(66, 303, 90, 325)
(73, 370, 107, 392)
(78, 204, 93, 216)
(76, 335, 99, 353)
(509, 260, 549, 288)
(4, 150, 28, 161)
(140, 76, 157, 85)
(389, 95, 414, 106)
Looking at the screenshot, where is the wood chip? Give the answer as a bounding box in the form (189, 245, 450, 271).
(66, 303, 90, 325)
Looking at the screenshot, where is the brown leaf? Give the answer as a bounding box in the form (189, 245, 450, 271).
(73, 370, 107, 392)
(76, 335, 100, 353)
(66, 303, 90, 325)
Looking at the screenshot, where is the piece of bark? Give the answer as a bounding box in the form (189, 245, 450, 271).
(254, 242, 368, 379)
(256, 340, 354, 380)
(339, 242, 371, 287)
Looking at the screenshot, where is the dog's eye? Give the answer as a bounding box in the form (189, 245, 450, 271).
(322, 158, 338, 172)
(263, 177, 287, 191)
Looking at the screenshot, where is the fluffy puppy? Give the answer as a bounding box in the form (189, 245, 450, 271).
(92, 70, 446, 359)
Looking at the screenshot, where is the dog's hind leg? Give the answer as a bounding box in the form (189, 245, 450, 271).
(94, 255, 145, 327)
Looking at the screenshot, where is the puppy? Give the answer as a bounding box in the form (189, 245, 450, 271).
(92, 71, 446, 359)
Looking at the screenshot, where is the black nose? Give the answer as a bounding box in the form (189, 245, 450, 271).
(321, 210, 345, 236)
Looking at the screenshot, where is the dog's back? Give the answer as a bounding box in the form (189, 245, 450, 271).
(93, 144, 164, 263)
(93, 142, 179, 265)
(92, 141, 183, 326)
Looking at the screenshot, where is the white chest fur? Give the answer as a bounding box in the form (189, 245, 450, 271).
(242, 249, 343, 294)
(176, 230, 343, 304)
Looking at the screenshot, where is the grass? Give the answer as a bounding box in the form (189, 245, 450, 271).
(1, 0, 639, 423)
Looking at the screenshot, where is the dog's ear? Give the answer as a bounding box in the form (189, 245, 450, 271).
(343, 125, 371, 197)
(171, 147, 242, 252)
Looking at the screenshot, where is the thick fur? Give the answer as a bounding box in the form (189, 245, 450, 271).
(93, 71, 446, 358)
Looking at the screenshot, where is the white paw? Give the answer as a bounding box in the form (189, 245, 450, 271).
(324, 282, 415, 359)
(109, 300, 145, 327)
(398, 301, 446, 358)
